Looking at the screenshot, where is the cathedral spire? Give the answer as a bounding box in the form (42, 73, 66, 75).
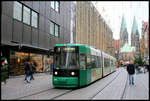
(120, 14, 127, 33)
(131, 16, 140, 54)
(131, 16, 138, 35)
(119, 14, 129, 49)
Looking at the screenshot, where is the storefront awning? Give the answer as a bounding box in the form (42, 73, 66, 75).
(2, 41, 54, 55)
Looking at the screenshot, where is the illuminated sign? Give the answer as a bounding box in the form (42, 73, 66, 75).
(63, 47, 75, 51)
(55, 47, 77, 52)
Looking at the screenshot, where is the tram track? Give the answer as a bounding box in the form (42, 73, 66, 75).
(120, 73, 128, 99)
(89, 69, 122, 100)
(14, 87, 76, 100)
(15, 69, 123, 100)
(14, 88, 53, 99)
(49, 89, 75, 100)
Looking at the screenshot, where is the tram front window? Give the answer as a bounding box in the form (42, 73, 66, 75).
(55, 52, 78, 69)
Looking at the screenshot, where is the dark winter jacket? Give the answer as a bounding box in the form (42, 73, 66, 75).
(25, 63, 32, 76)
(127, 64, 135, 74)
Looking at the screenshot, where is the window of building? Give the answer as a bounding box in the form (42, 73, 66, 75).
(55, 24, 59, 37)
(13, 1, 22, 21)
(31, 11, 38, 28)
(13, 1, 38, 28)
(23, 6, 31, 25)
(50, 21, 60, 37)
(55, 1, 59, 12)
(50, 21, 55, 35)
(50, 1, 60, 13)
(51, 1, 55, 9)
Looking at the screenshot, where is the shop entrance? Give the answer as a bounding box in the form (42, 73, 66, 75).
(9, 51, 53, 76)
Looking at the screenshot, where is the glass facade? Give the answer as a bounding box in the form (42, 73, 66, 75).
(50, 21, 55, 35)
(50, 21, 60, 37)
(55, 24, 59, 37)
(13, 1, 22, 21)
(9, 51, 53, 76)
(50, 1, 55, 9)
(50, 1, 60, 12)
(23, 6, 31, 25)
(13, 1, 39, 28)
(31, 11, 38, 28)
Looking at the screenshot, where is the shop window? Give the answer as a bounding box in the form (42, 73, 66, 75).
(9, 51, 52, 75)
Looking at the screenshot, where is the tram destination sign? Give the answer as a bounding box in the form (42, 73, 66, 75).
(55, 47, 78, 53)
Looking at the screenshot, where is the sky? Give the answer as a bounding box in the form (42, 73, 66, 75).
(92, 1, 149, 44)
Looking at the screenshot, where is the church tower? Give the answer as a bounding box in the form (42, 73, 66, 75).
(131, 16, 140, 54)
(119, 15, 129, 49)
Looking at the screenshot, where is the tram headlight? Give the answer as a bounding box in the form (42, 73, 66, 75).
(71, 72, 75, 76)
(54, 71, 58, 75)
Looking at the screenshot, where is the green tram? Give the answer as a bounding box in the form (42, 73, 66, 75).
(52, 44, 116, 88)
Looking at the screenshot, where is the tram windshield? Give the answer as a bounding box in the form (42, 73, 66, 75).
(54, 47, 79, 69)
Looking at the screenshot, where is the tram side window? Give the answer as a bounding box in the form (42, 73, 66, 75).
(97, 56, 102, 68)
(95, 56, 99, 68)
(113, 61, 116, 67)
(80, 54, 86, 69)
(55, 54, 61, 68)
(104, 58, 109, 68)
(87, 55, 91, 69)
(91, 55, 98, 68)
(111, 60, 113, 67)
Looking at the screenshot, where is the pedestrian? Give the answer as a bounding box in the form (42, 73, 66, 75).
(135, 63, 139, 74)
(50, 62, 54, 75)
(146, 64, 149, 72)
(31, 62, 35, 80)
(1, 57, 8, 84)
(24, 59, 32, 83)
(126, 60, 135, 85)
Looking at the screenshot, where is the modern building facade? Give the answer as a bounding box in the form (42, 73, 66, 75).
(1, 1, 116, 76)
(1, 1, 72, 75)
(75, 2, 115, 57)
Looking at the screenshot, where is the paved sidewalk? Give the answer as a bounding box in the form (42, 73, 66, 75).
(1, 73, 52, 99)
(1, 69, 149, 100)
(93, 68, 149, 100)
(93, 68, 128, 99)
(122, 71, 149, 100)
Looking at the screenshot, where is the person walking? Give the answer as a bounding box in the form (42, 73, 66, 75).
(24, 59, 32, 83)
(30, 62, 35, 80)
(1, 57, 8, 84)
(50, 62, 54, 75)
(127, 60, 135, 85)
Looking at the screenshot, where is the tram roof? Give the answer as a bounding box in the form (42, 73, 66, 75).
(55, 44, 115, 59)
(55, 43, 87, 47)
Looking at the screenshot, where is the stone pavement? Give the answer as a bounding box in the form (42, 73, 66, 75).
(1, 69, 149, 100)
(1, 73, 52, 99)
(122, 71, 149, 100)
